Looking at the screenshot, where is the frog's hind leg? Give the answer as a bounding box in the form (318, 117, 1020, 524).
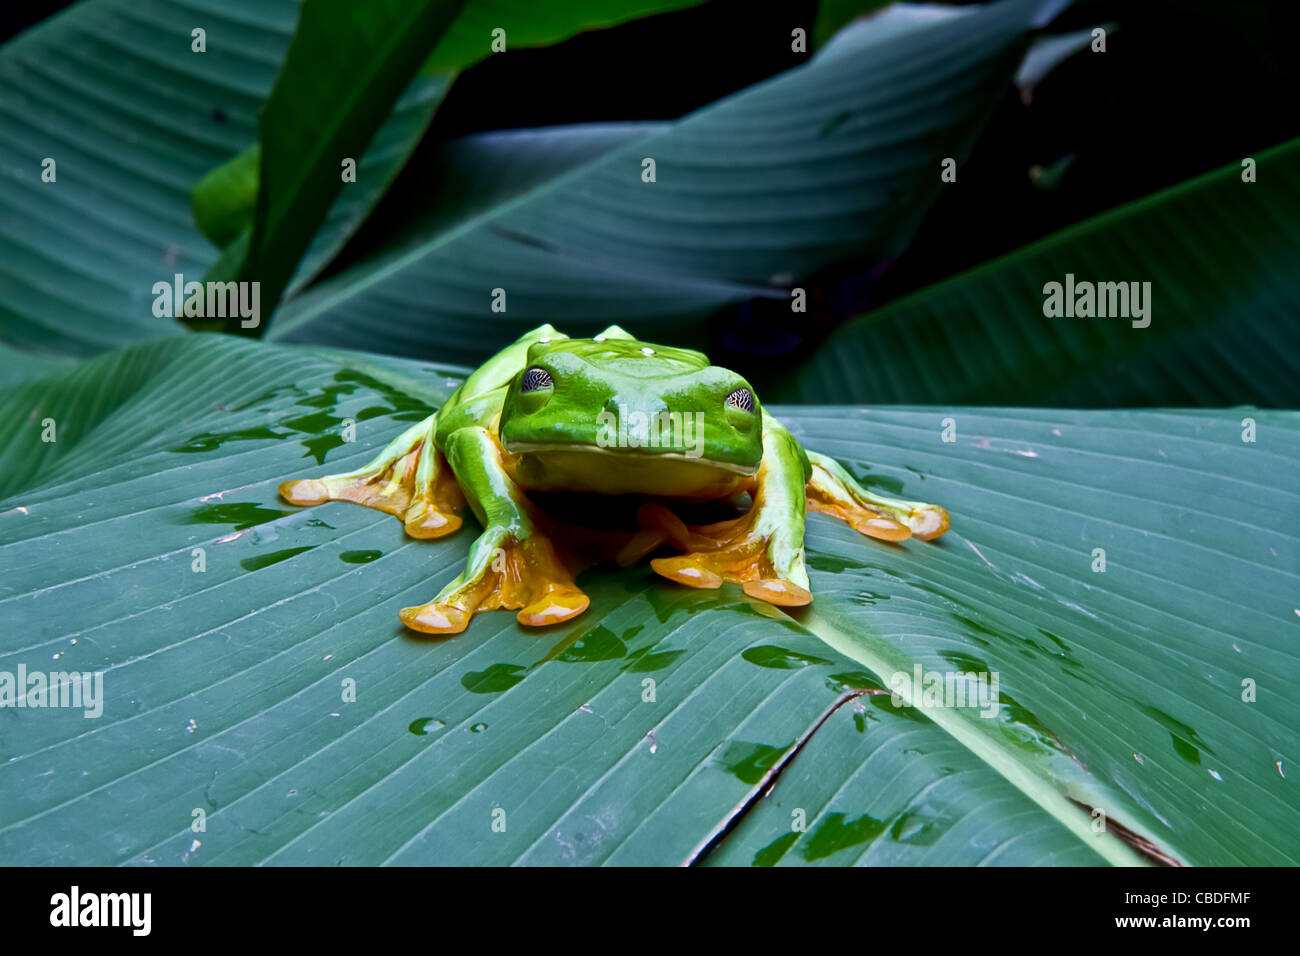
(278, 415, 465, 539)
(399, 426, 589, 635)
(646, 417, 812, 607)
(805, 450, 949, 542)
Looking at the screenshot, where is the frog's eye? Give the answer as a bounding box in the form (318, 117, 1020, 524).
(520, 367, 554, 393)
(724, 387, 755, 412)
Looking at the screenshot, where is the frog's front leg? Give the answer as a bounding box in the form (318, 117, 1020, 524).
(278, 414, 464, 539)
(399, 426, 589, 635)
(645, 414, 812, 607)
(805, 450, 949, 541)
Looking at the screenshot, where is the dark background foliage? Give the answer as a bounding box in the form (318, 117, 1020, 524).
(356, 0, 1299, 373)
(6, 0, 1296, 380)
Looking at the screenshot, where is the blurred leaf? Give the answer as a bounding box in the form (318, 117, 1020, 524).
(0, 342, 71, 389)
(191, 0, 708, 250)
(775, 137, 1300, 406)
(0, 0, 448, 357)
(202, 0, 470, 332)
(419, 0, 706, 73)
(199, 0, 709, 330)
(268, 0, 1053, 366)
(320, 122, 668, 277)
(192, 146, 261, 249)
(1, 336, 1295, 864)
(1015, 23, 1117, 104)
(812, 0, 891, 48)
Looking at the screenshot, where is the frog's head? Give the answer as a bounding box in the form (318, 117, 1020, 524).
(498, 336, 763, 497)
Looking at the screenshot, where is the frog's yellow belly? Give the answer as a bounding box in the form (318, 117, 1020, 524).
(502, 445, 754, 498)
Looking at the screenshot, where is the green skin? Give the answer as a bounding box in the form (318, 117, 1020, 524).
(280, 324, 948, 634)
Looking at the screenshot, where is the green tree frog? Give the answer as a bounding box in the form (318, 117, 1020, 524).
(280, 325, 949, 634)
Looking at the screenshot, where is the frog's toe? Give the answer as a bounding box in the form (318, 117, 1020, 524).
(278, 478, 331, 506)
(517, 587, 590, 627)
(650, 556, 725, 589)
(279, 471, 411, 514)
(644, 498, 814, 607)
(399, 602, 472, 635)
(805, 450, 950, 543)
(744, 578, 812, 606)
(402, 499, 463, 539)
(906, 504, 950, 541)
(819, 505, 913, 542)
(278, 414, 468, 538)
(401, 531, 591, 635)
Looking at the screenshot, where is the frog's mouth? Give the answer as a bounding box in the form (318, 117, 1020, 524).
(501, 442, 757, 498)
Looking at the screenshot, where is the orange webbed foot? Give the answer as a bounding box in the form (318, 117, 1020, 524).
(640, 502, 810, 606)
(805, 451, 949, 542)
(400, 528, 590, 635)
(278, 415, 464, 539)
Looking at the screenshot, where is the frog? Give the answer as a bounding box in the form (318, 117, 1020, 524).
(279, 324, 949, 635)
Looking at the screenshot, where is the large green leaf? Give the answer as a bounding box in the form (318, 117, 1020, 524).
(1, 336, 1295, 865)
(772, 137, 1300, 407)
(0, 0, 447, 358)
(0, 335, 1094, 865)
(712, 406, 1300, 865)
(266, 0, 1053, 365)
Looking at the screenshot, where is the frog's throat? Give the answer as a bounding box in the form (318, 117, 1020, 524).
(501, 440, 757, 474)
(500, 442, 756, 498)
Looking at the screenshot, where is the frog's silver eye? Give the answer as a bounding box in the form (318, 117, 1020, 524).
(520, 367, 554, 392)
(724, 387, 755, 412)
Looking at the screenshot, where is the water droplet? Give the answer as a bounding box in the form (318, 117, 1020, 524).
(742, 645, 833, 670)
(185, 719, 197, 734)
(183, 502, 294, 531)
(408, 717, 445, 736)
(240, 546, 314, 572)
(801, 812, 888, 861)
(461, 663, 527, 693)
(470, 722, 488, 734)
(716, 741, 791, 784)
(339, 550, 382, 564)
